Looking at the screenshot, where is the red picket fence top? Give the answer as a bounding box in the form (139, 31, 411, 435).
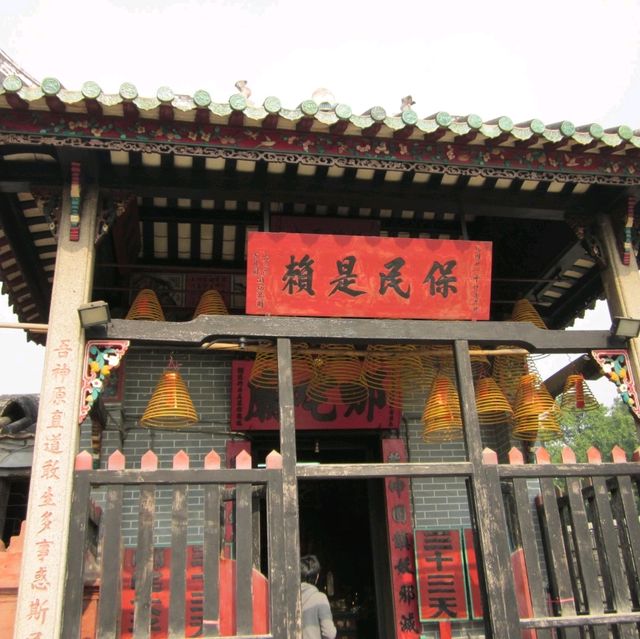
(75, 448, 283, 470)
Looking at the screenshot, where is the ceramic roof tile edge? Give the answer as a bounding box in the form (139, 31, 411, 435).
(1, 75, 640, 151)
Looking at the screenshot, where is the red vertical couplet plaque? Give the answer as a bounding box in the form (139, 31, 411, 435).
(246, 232, 492, 319)
(463, 528, 484, 619)
(414, 529, 469, 622)
(382, 438, 421, 638)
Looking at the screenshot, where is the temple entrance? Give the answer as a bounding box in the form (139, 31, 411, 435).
(296, 433, 390, 639)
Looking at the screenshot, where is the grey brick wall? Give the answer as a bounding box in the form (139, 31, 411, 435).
(82, 349, 241, 547)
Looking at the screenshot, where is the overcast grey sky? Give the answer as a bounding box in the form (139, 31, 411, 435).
(0, 0, 638, 399)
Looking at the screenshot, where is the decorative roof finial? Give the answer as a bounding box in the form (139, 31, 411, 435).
(234, 80, 251, 101)
(401, 95, 415, 111)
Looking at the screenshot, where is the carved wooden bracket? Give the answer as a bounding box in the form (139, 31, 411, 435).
(32, 188, 61, 238)
(565, 212, 605, 267)
(591, 349, 640, 420)
(96, 192, 135, 244)
(79, 340, 130, 423)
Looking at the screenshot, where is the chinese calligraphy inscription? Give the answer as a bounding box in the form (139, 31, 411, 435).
(247, 232, 491, 319)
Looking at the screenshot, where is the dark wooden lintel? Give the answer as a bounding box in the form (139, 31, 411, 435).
(105, 316, 616, 352)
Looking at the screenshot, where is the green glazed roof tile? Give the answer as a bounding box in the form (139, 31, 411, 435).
(263, 96, 281, 114)
(193, 89, 211, 108)
(369, 106, 386, 122)
(119, 82, 138, 100)
(210, 102, 232, 117)
(401, 109, 418, 126)
(300, 100, 318, 116)
(415, 119, 439, 134)
(41, 77, 62, 96)
(81, 81, 102, 100)
(3, 79, 640, 155)
(2, 75, 23, 92)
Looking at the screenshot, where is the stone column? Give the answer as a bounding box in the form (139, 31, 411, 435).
(597, 212, 640, 410)
(13, 174, 98, 639)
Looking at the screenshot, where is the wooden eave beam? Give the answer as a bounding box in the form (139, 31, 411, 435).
(0, 193, 51, 318)
(105, 315, 616, 352)
(100, 166, 582, 221)
(138, 206, 262, 225)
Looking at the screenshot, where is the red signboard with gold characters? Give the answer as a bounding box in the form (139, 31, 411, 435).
(246, 232, 492, 320)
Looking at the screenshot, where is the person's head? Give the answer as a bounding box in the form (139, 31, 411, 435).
(300, 554, 321, 584)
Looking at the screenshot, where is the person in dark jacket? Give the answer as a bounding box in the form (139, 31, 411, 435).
(300, 555, 337, 639)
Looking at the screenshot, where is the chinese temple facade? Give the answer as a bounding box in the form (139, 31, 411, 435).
(0, 76, 639, 639)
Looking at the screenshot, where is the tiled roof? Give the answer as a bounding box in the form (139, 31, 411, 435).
(1, 76, 638, 153)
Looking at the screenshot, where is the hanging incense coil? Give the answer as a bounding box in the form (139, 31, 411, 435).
(511, 299, 547, 329)
(306, 344, 368, 405)
(558, 373, 599, 415)
(422, 375, 463, 442)
(360, 344, 425, 408)
(470, 345, 491, 380)
(249, 343, 314, 389)
(421, 345, 455, 384)
(126, 289, 165, 321)
(140, 369, 199, 429)
(512, 373, 561, 441)
(492, 350, 529, 406)
(474, 375, 514, 426)
(192, 289, 228, 317)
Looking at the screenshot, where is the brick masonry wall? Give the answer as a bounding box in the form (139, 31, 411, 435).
(81, 349, 242, 547)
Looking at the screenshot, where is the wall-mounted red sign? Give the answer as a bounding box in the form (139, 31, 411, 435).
(414, 529, 469, 622)
(383, 438, 421, 639)
(246, 232, 491, 320)
(230, 360, 400, 430)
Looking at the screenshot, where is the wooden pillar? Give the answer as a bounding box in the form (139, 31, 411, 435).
(276, 337, 302, 637)
(454, 340, 521, 638)
(13, 173, 98, 639)
(597, 213, 640, 409)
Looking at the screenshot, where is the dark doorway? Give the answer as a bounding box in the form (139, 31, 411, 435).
(297, 432, 385, 639)
(250, 431, 392, 639)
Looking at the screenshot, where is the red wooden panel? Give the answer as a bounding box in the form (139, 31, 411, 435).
(463, 528, 483, 620)
(382, 439, 421, 639)
(246, 232, 492, 320)
(120, 548, 269, 637)
(230, 360, 400, 430)
(414, 529, 469, 622)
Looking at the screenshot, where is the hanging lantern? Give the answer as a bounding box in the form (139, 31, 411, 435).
(192, 289, 228, 318)
(126, 289, 165, 321)
(512, 373, 561, 441)
(558, 373, 599, 414)
(475, 375, 514, 426)
(140, 365, 198, 429)
(422, 375, 463, 442)
(306, 344, 368, 405)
